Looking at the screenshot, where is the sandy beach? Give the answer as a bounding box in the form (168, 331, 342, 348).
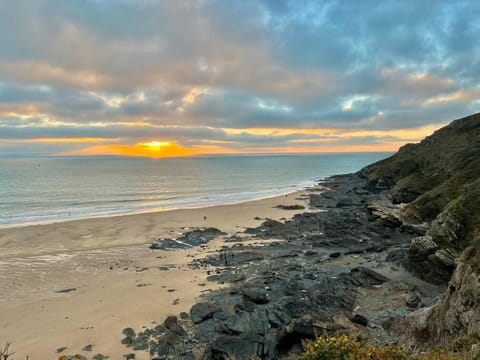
(0, 188, 314, 359)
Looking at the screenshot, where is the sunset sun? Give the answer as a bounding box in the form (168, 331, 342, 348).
(141, 141, 172, 149)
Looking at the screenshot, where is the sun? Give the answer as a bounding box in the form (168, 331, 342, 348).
(141, 141, 172, 149)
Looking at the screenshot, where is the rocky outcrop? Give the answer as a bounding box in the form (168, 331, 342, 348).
(430, 237, 480, 336)
(362, 113, 480, 350)
(408, 236, 457, 284)
(150, 228, 226, 250)
(394, 235, 480, 350)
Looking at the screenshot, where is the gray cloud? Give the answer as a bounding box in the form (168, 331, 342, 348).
(0, 0, 479, 154)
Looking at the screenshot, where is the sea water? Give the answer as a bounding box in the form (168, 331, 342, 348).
(0, 153, 390, 228)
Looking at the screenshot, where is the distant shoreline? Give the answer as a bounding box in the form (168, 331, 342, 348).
(0, 178, 319, 230)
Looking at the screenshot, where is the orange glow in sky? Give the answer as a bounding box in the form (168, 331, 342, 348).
(32, 122, 447, 158)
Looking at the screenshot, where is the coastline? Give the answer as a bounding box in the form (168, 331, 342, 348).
(0, 186, 316, 259)
(0, 179, 318, 231)
(0, 184, 317, 359)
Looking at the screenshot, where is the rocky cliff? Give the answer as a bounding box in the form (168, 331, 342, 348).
(362, 113, 480, 347)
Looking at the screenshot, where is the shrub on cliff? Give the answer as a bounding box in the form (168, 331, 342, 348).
(298, 335, 408, 360)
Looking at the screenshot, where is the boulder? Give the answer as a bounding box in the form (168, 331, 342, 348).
(190, 302, 221, 324)
(242, 287, 269, 304)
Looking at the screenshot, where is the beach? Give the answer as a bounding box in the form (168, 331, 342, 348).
(0, 188, 313, 359)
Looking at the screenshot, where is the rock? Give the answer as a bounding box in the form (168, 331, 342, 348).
(409, 236, 438, 259)
(205, 334, 264, 360)
(164, 316, 187, 337)
(164, 330, 182, 346)
(351, 314, 368, 326)
(402, 222, 429, 236)
(329, 251, 341, 258)
(286, 315, 317, 339)
(132, 334, 149, 351)
(190, 302, 220, 324)
(55, 288, 77, 294)
(409, 236, 457, 284)
(122, 327, 136, 338)
(92, 354, 109, 360)
(56, 347, 67, 353)
(336, 198, 353, 207)
(348, 267, 388, 286)
(150, 228, 226, 250)
(276, 204, 305, 210)
(164, 316, 178, 329)
(406, 294, 421, 308)
(367, 203, 403, 228)
(180, 312, 189, 320)
(82, 344, 93, 351)
(242, 287, 269, 304)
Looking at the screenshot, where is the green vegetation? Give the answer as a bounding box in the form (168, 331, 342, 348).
(363, 113, 480, 223)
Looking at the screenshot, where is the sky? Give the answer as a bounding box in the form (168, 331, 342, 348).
(0, 0, 479, 158)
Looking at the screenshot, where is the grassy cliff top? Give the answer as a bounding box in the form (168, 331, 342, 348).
(362, 112, 480, 222)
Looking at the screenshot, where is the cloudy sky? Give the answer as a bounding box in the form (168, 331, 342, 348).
(0, 0, 479, 157)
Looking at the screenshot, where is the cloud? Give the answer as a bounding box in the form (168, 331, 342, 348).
(0, 0, 479, 156)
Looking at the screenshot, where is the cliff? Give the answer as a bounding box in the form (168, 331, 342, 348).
(363, 113, 480, 348)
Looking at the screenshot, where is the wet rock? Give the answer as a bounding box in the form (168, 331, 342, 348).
(276, 204, 305, 210)
(150, 228, 226, 250)
(55, 288, 77, 294)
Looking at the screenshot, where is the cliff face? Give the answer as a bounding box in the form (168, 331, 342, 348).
(363, 112, 480, 222)
(362, 113, 480, 345)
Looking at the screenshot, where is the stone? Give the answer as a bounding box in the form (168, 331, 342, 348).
(336, 198, 353, 207)
(164, 316, 177, 329)
(348, 267, 388, 286)
(190, 302, 220, 324)
(92, 354, 109, 360)
(351, 314, 368, 326)
(242, 287, 269, 304)
(82, 344, 93, 351)
(406, 294, 421, 308)
(122, 327, 136, 338)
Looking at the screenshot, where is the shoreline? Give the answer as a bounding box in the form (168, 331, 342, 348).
(0, 184, 318, 359)
(0, 179, 320, 231)
(0, 185, 319, 259)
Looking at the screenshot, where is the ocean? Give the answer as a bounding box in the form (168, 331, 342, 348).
(0, 153, 390, 228)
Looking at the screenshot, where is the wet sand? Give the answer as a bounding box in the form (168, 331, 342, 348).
(0, 189, 314, 359)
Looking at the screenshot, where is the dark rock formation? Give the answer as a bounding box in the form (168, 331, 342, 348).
(150, 228, 226, 250)
(362, 113, 480, 349)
